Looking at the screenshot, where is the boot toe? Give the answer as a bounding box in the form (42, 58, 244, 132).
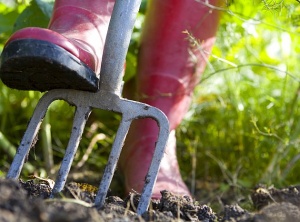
(0, 39, 98, 92)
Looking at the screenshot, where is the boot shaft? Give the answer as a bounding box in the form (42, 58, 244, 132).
(137, 0, 221, 130)
(138, 0, 221, 90)
(48, 0, 115, 74)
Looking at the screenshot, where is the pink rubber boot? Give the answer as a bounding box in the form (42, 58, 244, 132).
(0, 0, 114, 91)
(120, 0, 221, 198)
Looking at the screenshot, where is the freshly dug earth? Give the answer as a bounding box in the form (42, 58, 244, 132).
(1, 179, 300, 221)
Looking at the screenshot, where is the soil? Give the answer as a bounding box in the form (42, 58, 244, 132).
(1, 178, 300, 222)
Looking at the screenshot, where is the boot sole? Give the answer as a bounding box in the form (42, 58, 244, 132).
(0, 39, 98, 92)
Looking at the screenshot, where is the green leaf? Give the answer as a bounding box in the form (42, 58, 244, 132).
(0, 7, 19, 34)
(124, 51, 137, 82)
(13, 0, 54, 31)
(35, 0, 54, 18)
(0, 3, 27, 51)
(0, 0, 17, 8)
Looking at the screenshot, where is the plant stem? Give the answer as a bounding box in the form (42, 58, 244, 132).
(41, 112, 54, 175)
(0, 131, 16, 158)
(0, 131, 34, 172)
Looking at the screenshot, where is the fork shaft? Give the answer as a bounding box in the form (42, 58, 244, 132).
(99, 0, 142, 95)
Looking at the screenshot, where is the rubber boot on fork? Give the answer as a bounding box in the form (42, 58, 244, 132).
(0, 0, 115, 91)
(120, 0, 221, 198)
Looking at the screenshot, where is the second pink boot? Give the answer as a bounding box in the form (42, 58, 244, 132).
(120, 0, 221, 198)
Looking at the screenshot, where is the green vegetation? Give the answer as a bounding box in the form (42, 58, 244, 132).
(179, 0, 300, 196)
(1, 0, 300, 200)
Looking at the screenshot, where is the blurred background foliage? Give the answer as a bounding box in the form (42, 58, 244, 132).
(1, 0, 300, 205)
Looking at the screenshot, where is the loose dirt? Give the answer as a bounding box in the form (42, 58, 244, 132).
(1, 179, 300, 221)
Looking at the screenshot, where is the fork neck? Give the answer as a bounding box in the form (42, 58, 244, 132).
(99, 0, 142, 95)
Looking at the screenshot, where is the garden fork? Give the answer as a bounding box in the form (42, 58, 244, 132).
(5, 0, 169, 215)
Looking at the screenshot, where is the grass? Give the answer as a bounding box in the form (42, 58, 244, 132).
(177, 3, 300, 195)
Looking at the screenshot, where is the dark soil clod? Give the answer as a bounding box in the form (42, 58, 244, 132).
(2, 179, 300, 221)
(251, 184, 300, 210)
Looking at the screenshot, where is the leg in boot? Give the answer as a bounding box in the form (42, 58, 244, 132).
(120, 0, 221, 197)
(0, 0, 114, 92)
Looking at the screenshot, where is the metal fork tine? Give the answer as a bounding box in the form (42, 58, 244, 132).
(93, 97, 169, 213)
(95, 118, 131, 207)
(51, 105, 92, 196)
(137, 111, 169, 214)
(6, 93, 55, 179)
